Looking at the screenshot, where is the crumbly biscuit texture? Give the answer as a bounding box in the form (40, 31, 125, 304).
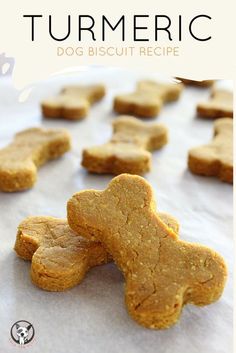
(82, 116, 168, 175)
(197, 89, 233, 119)
(114, 80, 183, 118)
(41, 84, 105, 120)
(15, 213, 178, 291)
(0, 128, 71, 192)
(188, 118, 233, 183)
(14, 216, 111, 291)
(176, 78, 214, 87)
(67, 174, 227, 329)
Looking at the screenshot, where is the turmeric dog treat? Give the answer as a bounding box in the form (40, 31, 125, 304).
(14, 216, 111, 291)
(176, 78, 214, 87)
(0, 127, 71, 192)
(188, 118, 233, 184)
(197, 89, 233, 119)
(82, 116, 168, 175)
(114, 80, 183, 118)
(41, 84, 105, 120)
(67, 174, 227, 329)
(15, 213, 178, 291)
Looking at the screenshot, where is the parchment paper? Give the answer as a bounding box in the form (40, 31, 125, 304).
(0, 68, 233, 353)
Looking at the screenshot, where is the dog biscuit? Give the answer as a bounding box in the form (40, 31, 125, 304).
(41, 84, 105, 120)
(67, 174, 227, 329)
(0, 127, 71, 192)
(197, 89, 233, 119)
(176, 78, 214, 87)
(82, 116, 168, 175)
(15, 213, 178, 291)
(188, 118, 233, 183)
(114, 80, 183, 118)
(14, 216, 111, 291)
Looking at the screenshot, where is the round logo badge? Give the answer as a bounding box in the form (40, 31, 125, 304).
(10, 320, 35, 346)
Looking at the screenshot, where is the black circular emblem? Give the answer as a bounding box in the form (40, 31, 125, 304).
(10, 320, 35, 345)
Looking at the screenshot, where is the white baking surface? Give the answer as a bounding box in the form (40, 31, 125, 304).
(0, 68, 233, 353)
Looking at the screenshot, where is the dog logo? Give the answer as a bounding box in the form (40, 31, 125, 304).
(10, 320, 35, 346)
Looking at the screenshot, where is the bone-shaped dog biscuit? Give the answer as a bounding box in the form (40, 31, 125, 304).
(41, 84, 106, 120)
(14, 216, 111, 291)
(176, 78, 214, 87)
(197, 89, 233, 119)
(67, 174, 227, 329)
(82, 116, 168, 175)
(114, 80, 183, 118)
(188, 118, 233, 183)
(0, 127, 71, 192)
(14, 213, 178, 291)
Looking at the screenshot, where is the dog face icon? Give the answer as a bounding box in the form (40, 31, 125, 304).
(16, 324, 31, 345)
(10, 321, 34, 346)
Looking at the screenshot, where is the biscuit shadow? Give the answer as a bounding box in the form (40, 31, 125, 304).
(193, 113, 217, 123)
(40, 116, 84, 130)
(180, 168, 232, 189)
(11, 253, 32, 289)
(109, 108, 161, 122)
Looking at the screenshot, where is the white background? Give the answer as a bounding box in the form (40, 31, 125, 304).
(0, 67, 233, 353)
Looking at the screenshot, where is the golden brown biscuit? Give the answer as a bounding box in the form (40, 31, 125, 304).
(67, 174, 227, 329)
(176, 78, 214, 87)
(188, 118, 233, 183)
(0, 127, 71, 192)
(14, 213, 178, 291)
(14, 216, 111, 291)
(41, 84, 106, 120)
(82, 116, 168, 175)
(114, 80, 183, 118)
(197, 89, 233, 119)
